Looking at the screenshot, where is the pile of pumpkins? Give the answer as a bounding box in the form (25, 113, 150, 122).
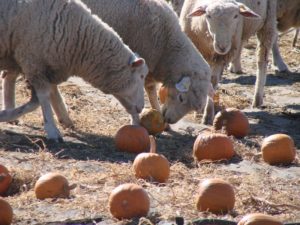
(0, 105, 297, 224)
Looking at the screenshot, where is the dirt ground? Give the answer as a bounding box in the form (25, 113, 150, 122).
(0, 32, 299, 225)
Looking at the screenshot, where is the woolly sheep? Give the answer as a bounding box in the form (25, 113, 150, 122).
(0, 0, 148, 142)
(230, 0, 300, 73)
(180, 0, 277, 123)
(2, 0, 212, 125)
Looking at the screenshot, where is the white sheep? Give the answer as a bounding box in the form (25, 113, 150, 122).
(0, 0, 148, 142)
(180, 0, 277, 123)
(2, 0, 212, 125)
(272, 0, 300, 72)
(230, 0, 300, 73)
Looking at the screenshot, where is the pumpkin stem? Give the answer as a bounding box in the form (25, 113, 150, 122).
(68, 183, 77, 190)
(149, 135, 156, 153)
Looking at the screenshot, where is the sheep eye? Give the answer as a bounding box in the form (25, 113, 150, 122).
(234, 14, 238, 19)
(141, 75, 144, 79)
(207, 15, 211, 19)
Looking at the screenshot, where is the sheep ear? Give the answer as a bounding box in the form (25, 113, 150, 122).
(130, 58, 145, 67)
(176, 76, 191, 92)
(239, 4, 260, 18)
(187, 5, 207, 18)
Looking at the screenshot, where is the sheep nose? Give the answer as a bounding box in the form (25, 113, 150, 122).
(217, 45, 226, 53)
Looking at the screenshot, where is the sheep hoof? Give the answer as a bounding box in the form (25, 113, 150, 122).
(47, 137, 64, 145)
(59, 119, 74, 129)
(252, 96, 263, 108)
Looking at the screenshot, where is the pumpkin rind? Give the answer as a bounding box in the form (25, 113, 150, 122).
(140, 109, 165, 135)
(261, 134, 296, 165)
(34, 173, 71, 199)
(115, 125, 150, 153)
(213, 108, 249, 138)
(0, 165, 12, 196)
(238, 213, 283, 225)
(196, 178, 235, 214)
(0, 198, 13, 225)
(133, 153, 170, 183)
(108, 183, 150, 220)
(193, 133, 235, 161)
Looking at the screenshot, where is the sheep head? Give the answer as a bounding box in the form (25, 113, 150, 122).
(112, 55, 149, 124)
(162, 73, 211, 124)
(188, 0, 260, 55)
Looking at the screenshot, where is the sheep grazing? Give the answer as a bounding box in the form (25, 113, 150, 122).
(0, 0, 148, 142)
(2, 0, 211, 125)
(180, 0, 277, 122)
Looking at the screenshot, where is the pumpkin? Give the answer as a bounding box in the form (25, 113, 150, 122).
(261, 134, 296, 165)
(115, 125, 150, 153)
(193, 133, 235, 162)
(158, 85, 168, 104)
(34, 172, 75, 199)
(213, 108, 249, 138)
(238, 213, 283, 225)
(133, 136, 170, 183)
(0, 198, 13, 225)
(108, 183, 150, 220)
(196, 178, 235, 214)
(140, 109, 166, 135)
(0, 164, 12, 196)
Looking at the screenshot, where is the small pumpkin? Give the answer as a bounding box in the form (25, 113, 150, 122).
(158, 85, 168, 104)
(0, 164, 12, 196)
(261, 134, 296, 165)
(0, 198, 13, 225)
(133, 136, 170, 183)
(34, 172, 75, 200)
(196, 178, 235, 214)
(213, 108, 249, 138)
(115, 125, 150, 153)
(108, 183, 150, 220)
(193, 133, 235, 162)
(238, 213, 283, 225)
(140, 109, 166, 135)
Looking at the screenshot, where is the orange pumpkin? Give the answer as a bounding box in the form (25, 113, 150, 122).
(158, 85, 168, 104)
(140, 109, 166, 135)
(0, 164, 12, 196)
(133, 136, 170, 183)
(213, 108, 249, 138)
(34, 172, 75, 200)
(108, 183, 150, 220)
(261, 134, 296, 165)
(115, 125, 150, 153)
(196, 178, 235, 214)
(238, 213, 283, 225)
(0, 198, 13, 225)
(193, 133, 235, 162)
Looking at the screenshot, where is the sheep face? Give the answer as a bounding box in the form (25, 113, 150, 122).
(162, 75, 210, 124)
(188, 0, 260, 55)
(113, 58, 149, 117)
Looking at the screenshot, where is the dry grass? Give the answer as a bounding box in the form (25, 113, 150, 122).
(0, 33, 299, 225)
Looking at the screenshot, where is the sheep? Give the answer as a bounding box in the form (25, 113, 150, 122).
(229, 0, 300, 73)
(2, 0, 212, 125)
(180, 0, 277, 123)
(170, 0, 185, 17)
(0, 0, 148, 142)
(272, 0, 300, 72)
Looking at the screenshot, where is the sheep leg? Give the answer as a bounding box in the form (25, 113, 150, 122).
(34, 84, 63, 142)
(1, 70, 18, 110)
(145, 79, 161, 111)
(50, 85, 73, 128)
(272, 34, 289, 72)
(0, 87, 39, 122)
(292, 29, 299, 47)
(229, 45, 243, 74)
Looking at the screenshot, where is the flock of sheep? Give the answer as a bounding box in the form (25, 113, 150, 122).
(0, 0, 299, 142)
